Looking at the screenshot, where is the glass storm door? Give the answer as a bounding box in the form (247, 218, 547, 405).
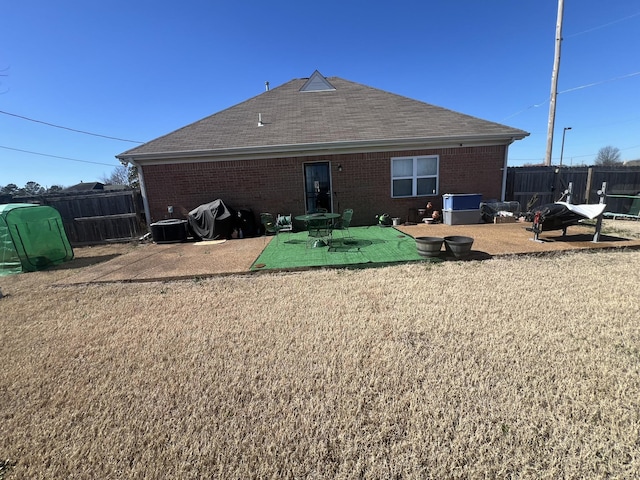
(304, 162, 332, 213)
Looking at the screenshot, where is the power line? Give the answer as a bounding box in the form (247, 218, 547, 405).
(0, 145, 118, 167)
(568, 144, 640, 159)
(0, 109, 144, 143)
(501, 70, 640, 122)
(565, 11, 640, 38)
(558, 71, 640, 94)
(511, 143, 640, 162)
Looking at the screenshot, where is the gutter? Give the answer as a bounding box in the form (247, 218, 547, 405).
(116, 133, 529, 165)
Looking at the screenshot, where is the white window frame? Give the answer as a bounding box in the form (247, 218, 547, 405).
(390, 155, 439, 198)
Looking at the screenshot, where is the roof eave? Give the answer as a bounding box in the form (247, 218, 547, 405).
(117, 133, 529, 165)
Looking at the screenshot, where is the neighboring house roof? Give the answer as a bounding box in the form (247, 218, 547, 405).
(63, 182, 104, 192)
(103, 184, 129, 191)
(118, 71, 528, 162)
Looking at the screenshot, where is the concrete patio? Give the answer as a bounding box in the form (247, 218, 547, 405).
(57, 220, 640, 284)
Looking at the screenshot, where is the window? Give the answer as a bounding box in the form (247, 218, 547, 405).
(391, 156, 439, 198)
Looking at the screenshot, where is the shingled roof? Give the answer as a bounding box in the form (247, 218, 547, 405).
(118, 71, 528, 161)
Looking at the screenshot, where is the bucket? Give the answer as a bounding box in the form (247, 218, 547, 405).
(392, 217, 401, 226)
(444, 235, 474, 258)
(415, 236, 444, 257)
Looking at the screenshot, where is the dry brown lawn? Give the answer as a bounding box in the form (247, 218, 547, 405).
(1, 241, 640, 478)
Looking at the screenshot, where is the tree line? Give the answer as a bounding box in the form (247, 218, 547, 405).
(524, 145, 629, 167)
(1, 181, 57, 196)
(1, 165, 139, 196)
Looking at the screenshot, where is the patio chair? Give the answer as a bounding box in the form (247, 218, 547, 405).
(260, 213, 278, 244)
(333, 208, 354, 241)
(306, 217, 333, 248)
(275, 214, 293, 243)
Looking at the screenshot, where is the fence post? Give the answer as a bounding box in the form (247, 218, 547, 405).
(592, 182, 606, 243)
(585, 167, 594, 203)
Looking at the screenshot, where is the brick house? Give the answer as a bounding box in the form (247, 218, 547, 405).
(117, 71, 528, 226)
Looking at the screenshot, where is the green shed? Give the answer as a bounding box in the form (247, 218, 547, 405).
(0, 203, 74, 276)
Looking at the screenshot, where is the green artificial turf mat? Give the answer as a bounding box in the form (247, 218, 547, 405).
(250, 226, 431, 271)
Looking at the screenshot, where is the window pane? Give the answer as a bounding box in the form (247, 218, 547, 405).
(392, 158, 413, 177)
(417, 178, 437, 196)
(393, 179, 413, 197)
(417, 157, 437, 176)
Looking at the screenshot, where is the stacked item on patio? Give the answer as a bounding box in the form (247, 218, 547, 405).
(442, 194, 482, 225)
(480, 201, 521, 223)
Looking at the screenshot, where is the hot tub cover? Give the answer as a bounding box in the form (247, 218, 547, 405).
(187, 199, 236, 240)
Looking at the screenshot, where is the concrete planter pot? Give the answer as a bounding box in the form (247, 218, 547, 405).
(444, 235, 474, 258)
(415, 236, 444, 257)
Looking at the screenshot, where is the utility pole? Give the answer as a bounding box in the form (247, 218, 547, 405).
(544, 0, 565, 166)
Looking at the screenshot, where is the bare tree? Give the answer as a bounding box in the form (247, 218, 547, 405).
(100, 165, 138, 188)
(100, 165, 129, 185)
(595, 146, 622, 166)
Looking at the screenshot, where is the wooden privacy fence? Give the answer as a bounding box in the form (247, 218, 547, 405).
(13, 190, 146, 246)
(505, 166, 640, 213)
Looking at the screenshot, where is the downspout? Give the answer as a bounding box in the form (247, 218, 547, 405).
(500, 140, 514, 202)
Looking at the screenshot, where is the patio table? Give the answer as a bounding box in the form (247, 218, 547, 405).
(295, 213, 341, 247)
(295, 213, 341, 223)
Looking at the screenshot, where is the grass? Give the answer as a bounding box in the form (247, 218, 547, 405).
(600, 218, 640, 239)
(1, 245, 640, 478)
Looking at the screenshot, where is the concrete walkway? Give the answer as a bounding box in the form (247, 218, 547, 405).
(58, 221, 640, 284)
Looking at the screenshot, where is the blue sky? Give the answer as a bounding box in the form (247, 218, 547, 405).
(2, 1, 639, 188)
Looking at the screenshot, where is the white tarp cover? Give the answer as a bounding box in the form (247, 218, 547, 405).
(556, 202, 606, 220)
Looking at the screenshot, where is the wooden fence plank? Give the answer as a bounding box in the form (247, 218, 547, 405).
(9, 190, 146, 245)
(506, 166, 640, 212)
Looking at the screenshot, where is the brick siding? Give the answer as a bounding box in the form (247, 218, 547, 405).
(142, 144, 507, 226)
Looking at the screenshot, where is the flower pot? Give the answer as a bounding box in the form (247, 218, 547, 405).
(444, 235, 474, 258)
(415, 236, 444, 257)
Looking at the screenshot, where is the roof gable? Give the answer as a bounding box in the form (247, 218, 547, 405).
(119, 74, 528, 160)
(299, 70, 336, 92)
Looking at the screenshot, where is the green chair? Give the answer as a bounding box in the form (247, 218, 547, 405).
(261, 212, 294, 245)
(306, 217, 333, 248)
(334, 208, 354, 241)
(260, 213, 277, 235)
(260, 213, 278, 245)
